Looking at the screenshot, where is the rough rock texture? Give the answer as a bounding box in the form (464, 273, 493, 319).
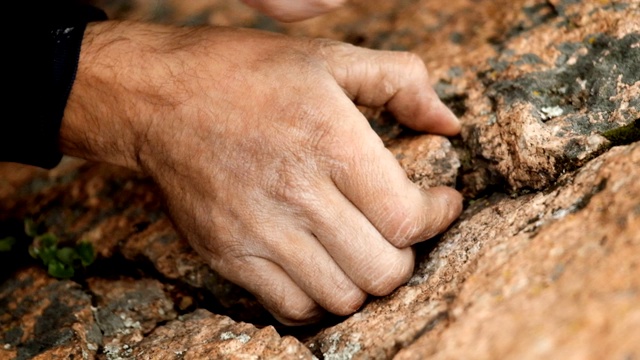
(0, 267, 101, 360)
(88, 277, 177, 352)
(1, 0, 639, 359)
(388, 135, 460, 189)
(307, 142, 640, 360)
(128, 309, 313, 359)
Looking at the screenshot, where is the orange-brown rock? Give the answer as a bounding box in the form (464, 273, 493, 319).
(0, 267, 101, 360)
(127, 309, 313, 359)
(88, 277, 177, 350)
(307, 142, 640, 359)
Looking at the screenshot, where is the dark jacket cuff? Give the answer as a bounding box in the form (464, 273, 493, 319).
(0, 3, 107, 168)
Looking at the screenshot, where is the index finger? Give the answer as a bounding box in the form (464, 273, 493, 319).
(317, 43, 463, 246)
(323, 106, 463, 248)
(321, 41, 461, 136)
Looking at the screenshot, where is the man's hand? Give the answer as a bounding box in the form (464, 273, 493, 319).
(60, 21, 463, 325)
(240, 0, 346, 22)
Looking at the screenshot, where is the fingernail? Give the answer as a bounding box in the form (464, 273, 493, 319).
(270, 309, 325, 326)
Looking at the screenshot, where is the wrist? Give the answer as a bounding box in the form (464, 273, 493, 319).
(59, 21, 184, 171)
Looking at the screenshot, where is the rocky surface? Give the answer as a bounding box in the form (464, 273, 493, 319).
(128, 309, 313, 359)
(308, 142, 640, 360)
(0, 267, 100, 360)
(1, 0, 639, 359)
(89, 277, 177, 352)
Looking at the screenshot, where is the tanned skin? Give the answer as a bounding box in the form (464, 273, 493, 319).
(59, 1, 463, 325)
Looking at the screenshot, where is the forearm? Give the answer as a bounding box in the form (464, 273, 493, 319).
(60, 21, 198, 171)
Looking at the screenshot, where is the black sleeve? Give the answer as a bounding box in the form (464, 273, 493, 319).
(1, 1, 107, 169)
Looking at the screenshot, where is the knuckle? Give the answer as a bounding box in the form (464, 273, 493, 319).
(275, 297, 321, 324)
(378, 198, 424, 248)
(286, 103, 344, 157)
(261, 278, 321, 325)
(307, 37, 357, 65)
(308, 131, 358, 178)
(266, 166, 312, 207)
(405, 52, 427, 71)
(310, 37, 350, 51)
(363, 250, 414, 296)
(215, 241, 247, 260)
(193, 236, 248, 266)
(306, 115, 341, 155)
(326, 287, 366, 316)
(398, 52, 429, 81)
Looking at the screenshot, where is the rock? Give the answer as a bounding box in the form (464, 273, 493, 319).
(388, 135, 460, 189)
(127, 309, 313, 359)
(457, 1, 639, 194)
(467, 28, 639, 192)
(307, 143, 640, 359)
(396, 151, 640, 360)
(0, 161, 270, 323)
(0, 267, 101, 360)
(0, 161, 163, 259)
(88, 277, 177, 348)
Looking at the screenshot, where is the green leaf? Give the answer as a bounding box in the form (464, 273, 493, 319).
(75, 242, 95, 267)
(24, 219, 38, 237)
(0, 236, 16, 252)
(39, 233, 58, 249)
(21, 220, 94, 278)
(56, 247, 78, 266)
(48, 261, 74, 279)
(38, 247, 58, 266)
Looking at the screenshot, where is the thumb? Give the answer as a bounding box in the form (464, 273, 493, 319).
(322, 42, 460, 136)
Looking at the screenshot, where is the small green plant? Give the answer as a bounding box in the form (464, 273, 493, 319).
(25, 219, 95, 279)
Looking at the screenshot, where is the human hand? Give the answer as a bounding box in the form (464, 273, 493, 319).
(60, 21, 463, 325)
(240, 0, 346, 22)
